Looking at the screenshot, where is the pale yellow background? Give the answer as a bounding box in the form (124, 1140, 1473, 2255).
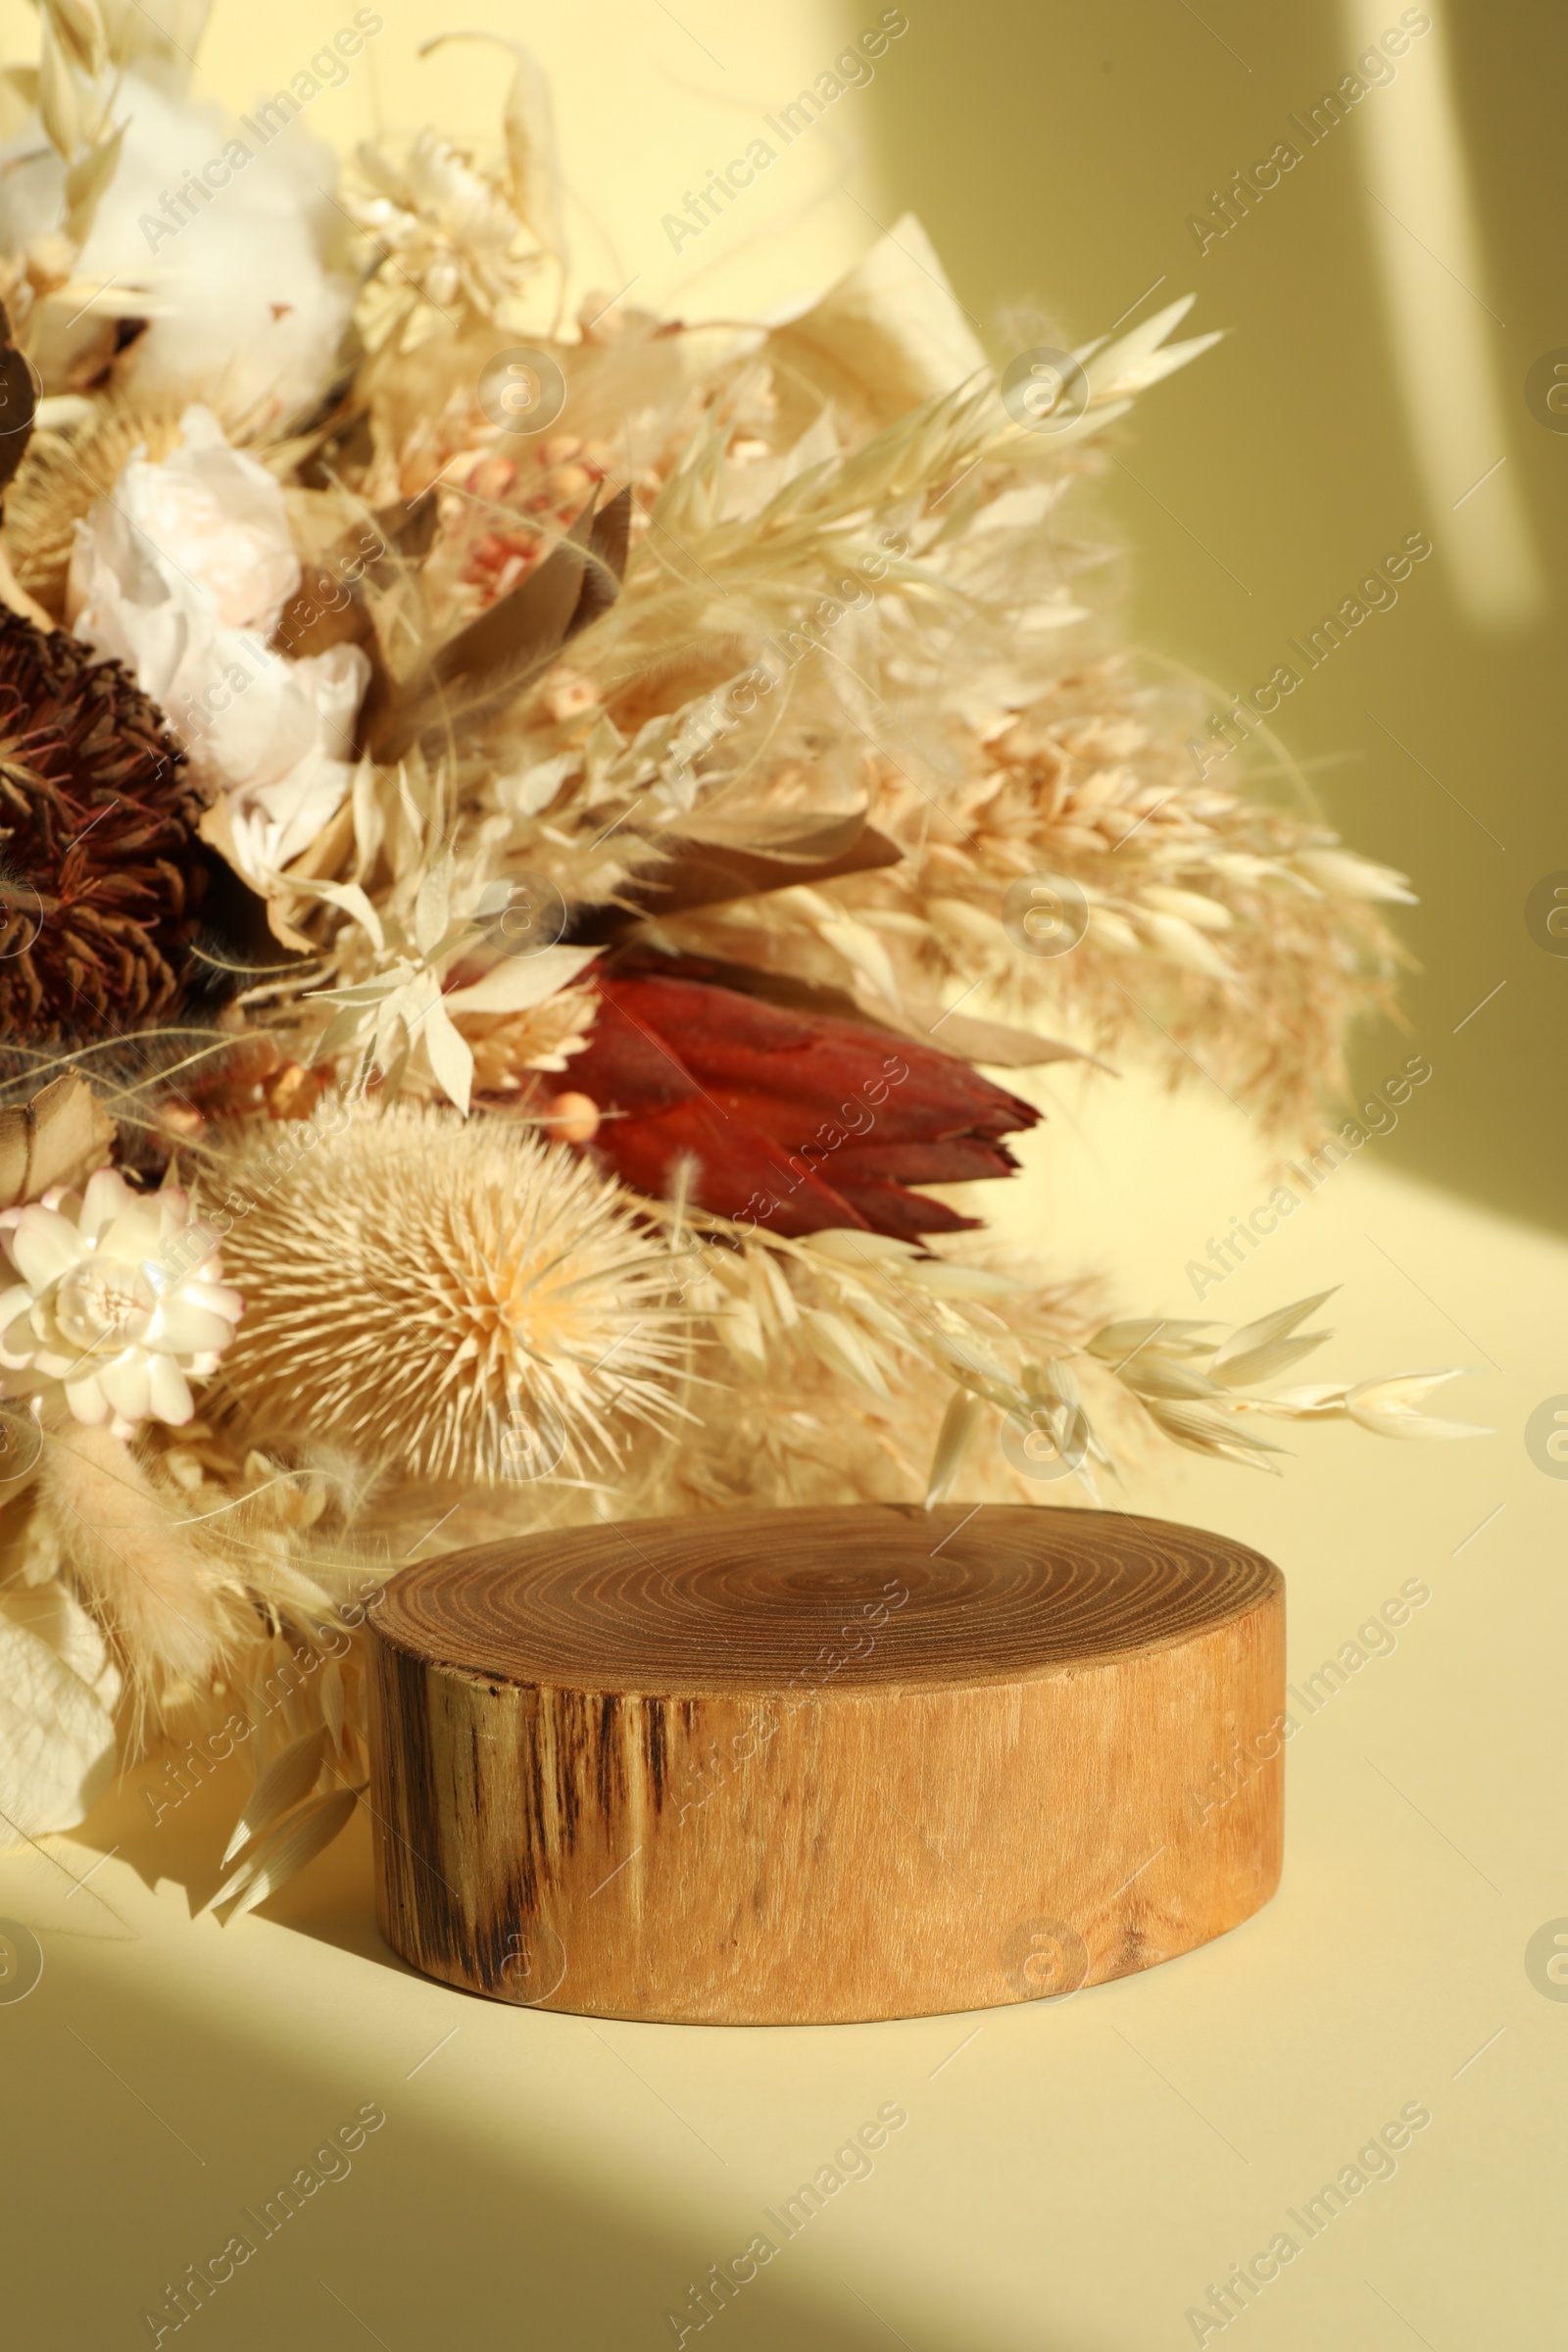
(1, 6, 1562, 2349)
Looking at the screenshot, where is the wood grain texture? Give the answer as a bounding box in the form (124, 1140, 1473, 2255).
(368, 1503, 1285, 2024)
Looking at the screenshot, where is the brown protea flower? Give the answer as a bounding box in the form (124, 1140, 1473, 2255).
(0, 611, 208, 1043)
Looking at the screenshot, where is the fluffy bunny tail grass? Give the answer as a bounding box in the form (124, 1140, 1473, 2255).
(39, 1422, 234, 1705)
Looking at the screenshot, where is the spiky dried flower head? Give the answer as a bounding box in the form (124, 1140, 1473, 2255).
(0, 611, 207, 1042)
(213, 1099, 684, 1484)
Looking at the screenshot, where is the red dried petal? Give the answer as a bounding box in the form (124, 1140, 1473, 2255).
(545, 966, 1040, 1240)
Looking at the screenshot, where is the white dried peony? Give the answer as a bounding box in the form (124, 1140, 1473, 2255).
(0, 1168, 242, 1438)
(70, 406, 369, 889)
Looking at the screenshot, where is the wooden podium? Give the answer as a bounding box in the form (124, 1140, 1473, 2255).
(367, 1503, 1284, 2024)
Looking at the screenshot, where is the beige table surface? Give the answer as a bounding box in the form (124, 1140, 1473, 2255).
(4, 1056, 1562, 2352)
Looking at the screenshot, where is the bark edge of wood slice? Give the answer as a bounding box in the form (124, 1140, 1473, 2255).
(368, 1502, 1285, 2025)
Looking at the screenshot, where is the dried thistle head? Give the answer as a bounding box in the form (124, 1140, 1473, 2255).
(213, 1100, 684, 1483)
(0, 611, 208, 1044)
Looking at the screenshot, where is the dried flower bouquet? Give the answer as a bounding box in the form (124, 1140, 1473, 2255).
(0, 3, 1476, 1904)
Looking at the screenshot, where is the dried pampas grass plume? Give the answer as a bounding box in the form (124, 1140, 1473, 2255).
(214, 1102, 684, 1483)
(38, 1420, 234, 1708)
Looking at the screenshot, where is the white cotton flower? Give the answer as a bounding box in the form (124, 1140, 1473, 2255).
(0, 71, 356, 432)
(0, 1169, 242, 1439)
(70, 406, 369, 889)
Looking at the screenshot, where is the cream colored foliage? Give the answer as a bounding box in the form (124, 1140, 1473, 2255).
(0, 1577, 121, 1840)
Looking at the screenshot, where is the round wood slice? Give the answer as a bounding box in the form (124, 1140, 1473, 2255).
(368, 1503, 1284, 2025)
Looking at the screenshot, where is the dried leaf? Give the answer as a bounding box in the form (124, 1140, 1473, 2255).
(718, 1298, 765, 1372)
(907, 1006, 1106, 1072)
(766, 214, 988, 429)
(1207, 1333, 1332, 1391)
(48, 0, 108, 74)
(420, 1000, 475, 1116)
(366, 491, 627, 760)
(588, 485, 630, 591)
(220, 1724, 325, 1867)
(0, 1072, 118, 1210)
(803, 1229, 921, 1265)
(1117, 1355, 1228, 1403)
(443, 943, 599, 1017)
(100, 0, 213, 74)
(1080, 293, 1224, 399)
(898, 1259, 1026, 1300)
(0, 1581, 120, 1840)
(1147, 1399, 1290, 1470)
(1137, 908, 1233, 979)
(1344, 1368, 1489, 1441)
(925, 1386, 984, 1507)
(750, 1245, 799, 1329)
(36, 13, 78, 157)
(419, 30, 567, 263)
(802, 1306, 891, 1397)
(413, 854, 453, 957)
(1209, 1290, 1338, 1373)
(212, 1786, 359, 1921)
(593, 826, 903, 935)
(1087, 1317, 1214, 1363)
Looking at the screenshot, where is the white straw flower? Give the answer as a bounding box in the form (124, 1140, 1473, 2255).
(351, 130, 526, 315)
(0, 1168, 242, 1437)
